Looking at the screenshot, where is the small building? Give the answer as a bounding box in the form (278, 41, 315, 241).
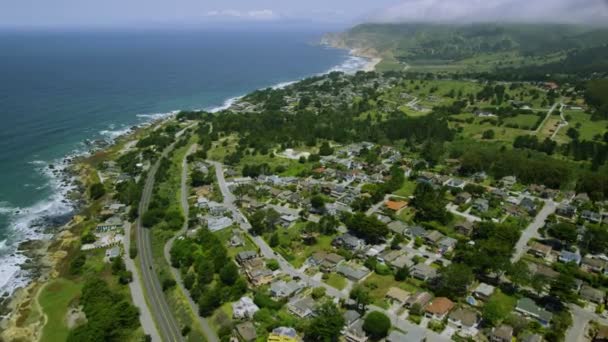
(582, 257, 608, 273)
(268, 327, 298, 342)
(280, 214, 299, 228)
(425, 297, 455, 320)
(232, 297, 259, 320)
(455, 192, 472, 205)
(411, 263, 437, 281)
(519, 197, 537, 214)
(501, 176, 517, 188)
(556, 203, 576, 218)
(332, 233, 363, 251)
(520, 333, 543, 342)
(455, 221, 474, 236)
(270, 280, 305, 299)
(528, 242, 552, 259)
(96, 216, 123, 232)
(308, 251, 344, 272)
(236, 251, 258, 264)
(337, 263, 371, 282)
(580, 285, 605, 304)
(405, 291, 433, 309)
(387, 221, 408, 235)
(424, 230, 445, 246)
(385, 287, 410, 305)
(406, 226, 427, 239)
(515, 297, 553, 326)
(344, 319, 368, 342)
(438, 236, 458, 254)
(385, 200, 408, 212)
(558, 250, 581, 265)
(448, 308, 479, 336)
(343, 310, 361, 326)
(473, 198, 489, 213)
(582, 210, 602, 224)
(234, 321, 257, 342)
(104, 246, 121, 262)
(206, 216, 233, 232)
(491, 325, 513, 342)
(473, 283, 495, 301)
(287, 296, 316, 318)
(445, 178, 467, 189)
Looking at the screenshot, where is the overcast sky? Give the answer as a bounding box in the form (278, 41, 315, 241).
(1, 0, 607, 29)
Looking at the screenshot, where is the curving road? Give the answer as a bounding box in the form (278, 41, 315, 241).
(164, 145, 220, 342)
(136, 127, 193, 342)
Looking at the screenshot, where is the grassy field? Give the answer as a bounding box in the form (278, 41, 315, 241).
(361, 273, 422, 309)
(503, 114, 541, 130)
(539, 116, 564, 140)
(39, 278, 83, 342)
(325, 273, 347, 290)
(393, 180, 417, 198)
(556, 110, 608, 143)
(268, 222, 337, 268)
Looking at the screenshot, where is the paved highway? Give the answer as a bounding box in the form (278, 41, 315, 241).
(136, 127, 193, 342)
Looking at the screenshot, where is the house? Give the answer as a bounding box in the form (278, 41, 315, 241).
(96, 216, 123, 232)
(343, 310, 361, 326)
(230, 233, 245, 247)
(405, 291, 433, 309)
(582, 257, 608, 273)
(337, 263, 371, 282)
(473, 283, 495, 300)
(515, 297, 553, 326)
(474, 110, 496, 117)
(385, 200, 408, 212)
(424, 230, 445, 246)
(580, 285, 605, 304)
(455, 221, 474, 236)
(280, 214, 299, 228)
(287, 296, 316, 318)
(582, 210, 602, 224)
(559, 250, 581, 265)
(455, 192, 472, 205)
(270, 280, 305, 299)
(344, 319, 368, 342)
(473, 171, 488, 182)
(520, 197, 537, 214)
(375, 214, 392, 224)
(246, 266, 274, 287)
(406, 226, 427, 239)
(438, 237, 458, 254)
(377, 249, 404, 264)
(385, 287, 410, 305)
(268, 327, 298, 342)
(556, 203, 576, 218)
(448, 308, 479, 336)
(528, 262, 559, 281)
(501, 176, 517, 188)
(491, 325, 513, 342)
(104, 246, 121, 262)
(236, 251, 258, 265)
(308, 251, 344, 272)
(473, 198, 489, 213)
(387, 330, 424, 342)
(411, 263, 437, 281)
(234, 321, 257, 342)
(206, 216, 233, 232)
(425, 297, 455, 320)
(387, 221, 408, 235)
(528, 242, 552, 259)
(390, 254, 414, 270)
(445, 178, 467, 189)
(332, 233, 363, 251)
(232, 297, 259, 320)
(520, 333, 544, 342)
(594, 325, 608, 342)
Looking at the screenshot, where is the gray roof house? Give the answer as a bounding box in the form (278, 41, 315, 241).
(387, 221, 408, 235)
(580, 285, 605, 304)
(411, 263, 438, 281)
(558, 250, 582, 265)
(337, 263, 371, 282)
(582, 210, 602, 224)
(515, 298, 553, 326)
(473, 198, 489, 213)
(287, 296, 316, 318)
(406, 226, 427, 239)
(270, 280, 305, 299)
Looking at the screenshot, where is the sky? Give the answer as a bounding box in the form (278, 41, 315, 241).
(1, 0, 607, 29)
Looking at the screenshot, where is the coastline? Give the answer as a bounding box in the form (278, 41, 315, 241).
(0, 47, 375, 340)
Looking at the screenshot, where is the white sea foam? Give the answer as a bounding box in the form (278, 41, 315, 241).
(208, 96, 242, 113)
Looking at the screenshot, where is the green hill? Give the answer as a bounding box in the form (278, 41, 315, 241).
(327, 23, 608, 73)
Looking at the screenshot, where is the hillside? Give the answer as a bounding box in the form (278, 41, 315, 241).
(325, 23, 608, 73)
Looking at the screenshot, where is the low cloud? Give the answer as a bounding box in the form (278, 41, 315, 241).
(368, 0, 608, 24)
(204, 9, 279, 21)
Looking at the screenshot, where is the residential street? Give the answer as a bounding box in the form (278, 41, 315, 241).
(211, 161, 450, 342)
(511, 199, 557, 262)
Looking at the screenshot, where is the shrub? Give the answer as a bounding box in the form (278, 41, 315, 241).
(363, 312, 391, 339)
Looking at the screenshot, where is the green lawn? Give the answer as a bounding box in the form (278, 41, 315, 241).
(393, 180, 417, 197)
(503, 114, 541, 130)
(325, 273, 347, 290)
(39, 278, 83, 342)
(269, 222, 337, 268)
(361, 273, 422, 309)
(556, 111, 608, 143)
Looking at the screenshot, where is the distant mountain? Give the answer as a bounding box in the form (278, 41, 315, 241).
(325, 23, 608, 73)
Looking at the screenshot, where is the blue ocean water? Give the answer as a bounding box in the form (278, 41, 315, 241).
(0, 29, 366, 292)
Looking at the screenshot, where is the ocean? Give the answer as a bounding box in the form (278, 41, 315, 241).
(0, 29, 367, 294)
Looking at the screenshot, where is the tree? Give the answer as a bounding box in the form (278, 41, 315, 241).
(395, 266, 410, 281)
(362, 312, 391, 339)
(266, 259, 280, 271)
(349, 285, 371, 311)
(219, 262, 239, 286)
(319, 142, 334, 156)
(391, 234, 404, 250)
(411, 182, 451, 224)
(311, 287, 326, 299)
(548, 222, 577, 245)
(310, 195, 326, 211)
(567, 127, 580, 140)
(435, 263, 474, 299)
(345, 213, 389, 244)
(482, 291, 514, 327)
(269, 233, 280, 247)
(304, 302, 344, 341)
(89, 183, 106, 200)
(550, 273, 577, 303)
(482, 129, 495, 140)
